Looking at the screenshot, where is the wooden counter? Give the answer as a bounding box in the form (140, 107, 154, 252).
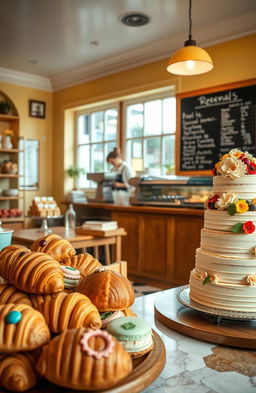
(63, 202, 204, 288)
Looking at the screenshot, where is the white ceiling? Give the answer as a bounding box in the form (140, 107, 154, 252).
(0, 0, 255, 90)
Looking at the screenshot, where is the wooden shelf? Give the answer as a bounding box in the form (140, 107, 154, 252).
(0, 174, 20, 178)
(0, 196, 23, 200)
(0, 114, 19, 121)
(0, 148, 23, 153)
(0, 217, 24, 222)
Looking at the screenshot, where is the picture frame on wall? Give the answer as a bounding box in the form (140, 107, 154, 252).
(29, 100, 46, 119)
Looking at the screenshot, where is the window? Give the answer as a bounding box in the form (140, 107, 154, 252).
(19, 138, 40, 190)
(124, 94, 176, 176)
(76, 106, 118, 188)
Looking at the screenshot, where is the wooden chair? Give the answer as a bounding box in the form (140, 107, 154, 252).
(102, 261, 127, 278)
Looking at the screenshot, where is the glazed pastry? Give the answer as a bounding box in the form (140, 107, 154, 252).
(0, 247, 64, 294)
(31, 234, 76, 261)
(60, 253, 102, 278)
(30, 292, 102, 333)
(36, 327, 133, 390)
(0, 283, 32, 306)
(60, 265, 81, 289)
(107, 317, 154, 358)
(0, 303, 50, 353)
(0, 351, 39, 392)
(77, 269, 135, 311)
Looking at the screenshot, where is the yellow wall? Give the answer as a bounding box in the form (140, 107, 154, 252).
(0, 82, 53, 221)
(53, 33, 256, 204)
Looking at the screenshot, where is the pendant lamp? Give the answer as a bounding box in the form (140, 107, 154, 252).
(167, 0, 213, 76)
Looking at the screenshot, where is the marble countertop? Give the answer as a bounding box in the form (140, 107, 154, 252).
(133, 291, 256, 393)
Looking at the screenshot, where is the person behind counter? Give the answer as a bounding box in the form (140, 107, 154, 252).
(106, 147, 134, 191)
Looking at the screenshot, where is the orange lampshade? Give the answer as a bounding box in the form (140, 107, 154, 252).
(167, 44, 213, 76)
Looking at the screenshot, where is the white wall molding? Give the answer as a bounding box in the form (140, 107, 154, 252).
(0, 67, 52, 91)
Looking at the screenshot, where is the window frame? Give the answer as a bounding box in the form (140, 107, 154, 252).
(122, 90, 176, 176)
(75, 103, 120, 189)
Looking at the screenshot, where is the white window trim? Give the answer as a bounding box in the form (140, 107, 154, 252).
(122, 89, 176, 175)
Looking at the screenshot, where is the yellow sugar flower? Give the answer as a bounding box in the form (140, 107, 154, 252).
(252, 198, 256, 206)
(235, 200, 249, 214)
(220, 153, 230, 161)
(215, 161, 221, 169)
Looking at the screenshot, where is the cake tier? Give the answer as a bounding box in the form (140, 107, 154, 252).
(195, 248, 256, 285)
(204, 210, 256, 232)
(213, 175, 256, 199)
(201, 228, 256, 257)
(189, 271, 256, 312)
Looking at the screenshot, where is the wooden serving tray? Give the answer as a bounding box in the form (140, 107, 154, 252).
(4, 330, 165, 393)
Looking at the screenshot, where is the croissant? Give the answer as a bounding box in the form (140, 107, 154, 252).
(0, 283, 32, 306)
(0, 303, 50, 353)
(31, 234, 76, 261)
(36, 327, 133, 390)
(30, 292, 102, 333)
(77, 269, 135, 311)
(0, 352, 39, 392)
(60, 253, 102, 278)
(0, 247, 64, 294)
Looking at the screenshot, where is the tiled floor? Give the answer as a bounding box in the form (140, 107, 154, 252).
(132, 282, 162, 298)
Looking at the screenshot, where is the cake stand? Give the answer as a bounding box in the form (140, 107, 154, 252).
(154, 286, 256, 349)
(28, 216, 64, 234)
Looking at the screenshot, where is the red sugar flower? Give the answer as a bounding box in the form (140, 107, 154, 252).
(243, 221, 255, 234)
(247, 162, 256, 175)
(207, 194, 220, 209)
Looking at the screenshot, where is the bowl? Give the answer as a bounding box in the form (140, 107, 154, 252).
(2, 189, 19, 197)
(0, 226, 13, 251)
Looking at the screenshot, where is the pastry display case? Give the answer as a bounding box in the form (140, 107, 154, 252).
(129, 175, 212, 208)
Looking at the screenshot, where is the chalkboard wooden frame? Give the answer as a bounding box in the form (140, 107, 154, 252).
(176, 78, 256, 176)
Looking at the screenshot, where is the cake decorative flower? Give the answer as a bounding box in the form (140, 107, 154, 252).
(215, 193, 238, 210)
(247, 274, 256, 286)
(207, 194, 220, 209)
(200, 271, 208, 280)
(243, 221, 255, 234)
(217, 156, 247, 179)
(235, 200, 249, 214)
(213, 149, 256, 177)
(252, 247, 256, 256)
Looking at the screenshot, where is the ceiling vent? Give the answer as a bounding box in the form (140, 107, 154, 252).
(119, 13, 150, 27)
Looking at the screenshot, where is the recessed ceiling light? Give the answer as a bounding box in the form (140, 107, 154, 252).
(119, 12, 150, 27)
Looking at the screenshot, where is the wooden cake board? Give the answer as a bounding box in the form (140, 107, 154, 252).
(154, 286, 256, 349)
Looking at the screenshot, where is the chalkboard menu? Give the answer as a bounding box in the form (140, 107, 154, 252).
(176, 79, 256, 175)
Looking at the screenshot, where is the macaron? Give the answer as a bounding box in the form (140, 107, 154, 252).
(61, 266, 81, 289)
(100, 310, 125, 329)
(106, 317, 153, 358)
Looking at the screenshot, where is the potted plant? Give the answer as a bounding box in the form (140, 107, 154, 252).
(66, 166, 85, 190)
(0, 101, 11, 115)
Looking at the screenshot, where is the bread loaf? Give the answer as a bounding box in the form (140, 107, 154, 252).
(31, 234, 75, 261)
(77, 269, 135, 311)
(36, 327, 132, 390)
(30, 292, 102, 333)
(0, 303, 50, 353)
(0, 246, 64, 294)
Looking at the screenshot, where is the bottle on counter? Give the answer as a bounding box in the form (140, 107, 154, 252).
(65, 204, 76, 231)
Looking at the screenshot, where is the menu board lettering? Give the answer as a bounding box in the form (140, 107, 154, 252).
(177, 81, 256, 174)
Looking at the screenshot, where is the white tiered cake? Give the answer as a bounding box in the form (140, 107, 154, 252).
(189, 149, 256, 312)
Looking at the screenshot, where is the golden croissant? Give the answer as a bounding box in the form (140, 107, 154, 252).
(31, 233, 76, 261)
(77, 270, 135, 311)
(0, 352, 39, 392)
(30, 292, 102, 333)
(0, 283, 32, 306)
(0, 303, 50, 353)
(60, 253, 102, 278)
(0, 246, 64, 294)
(36, 327, 132, 390)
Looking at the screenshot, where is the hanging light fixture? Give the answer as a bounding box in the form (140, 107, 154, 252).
(167, 0, 213, 76)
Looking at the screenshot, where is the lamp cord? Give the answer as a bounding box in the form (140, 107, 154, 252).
(188, 0, 192, 40)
